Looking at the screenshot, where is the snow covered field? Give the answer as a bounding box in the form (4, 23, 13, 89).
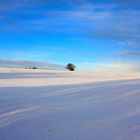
(0, 68, 140, 140)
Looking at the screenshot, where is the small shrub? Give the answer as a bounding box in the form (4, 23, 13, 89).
(66, 63, 76, 71)
(32, 67, 37, 69)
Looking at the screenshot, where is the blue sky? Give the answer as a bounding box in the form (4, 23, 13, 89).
(0, 0, 140, 70)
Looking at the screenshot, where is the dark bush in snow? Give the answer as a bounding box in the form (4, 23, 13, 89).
(66, 63, 76, 71)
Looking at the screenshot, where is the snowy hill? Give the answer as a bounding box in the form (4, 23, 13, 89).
(0, 68, 140, 140)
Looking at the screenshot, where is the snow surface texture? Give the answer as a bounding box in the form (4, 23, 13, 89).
(0, 68, 140, 140)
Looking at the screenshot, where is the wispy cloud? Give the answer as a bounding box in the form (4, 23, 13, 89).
(0, 59, 64, 70)
(115, 51, 140, 57)
(0, 0, 140, 65)
(1, 0, 139, 43)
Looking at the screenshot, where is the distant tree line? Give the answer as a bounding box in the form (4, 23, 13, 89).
(24, 63, 76, 71)
(25, 67, 37, 69)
